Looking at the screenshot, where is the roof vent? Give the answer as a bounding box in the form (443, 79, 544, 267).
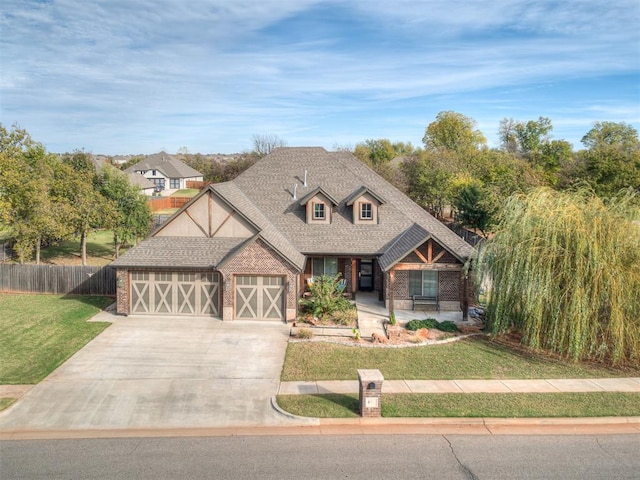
(303, 170, 308, 188)
(293, 184, 297, 200)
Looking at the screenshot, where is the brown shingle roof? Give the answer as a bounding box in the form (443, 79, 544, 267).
(232, 147, 475, 260)
(124, 151, 203, 179)
(110, 237, 248, 268)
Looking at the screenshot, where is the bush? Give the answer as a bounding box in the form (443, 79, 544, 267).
(405, 318, 439, 331)
(405, 318, 459, 333)
(296, 328, 313, 339)
(437, 321, 459, 333)
(300, 274, 352, 319)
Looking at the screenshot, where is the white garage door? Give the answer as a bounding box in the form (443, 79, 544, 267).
(130, 271, 219, 316)
(235, 276, 285, 320)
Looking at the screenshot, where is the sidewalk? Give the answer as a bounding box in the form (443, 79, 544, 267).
(279, 377, 640, 395)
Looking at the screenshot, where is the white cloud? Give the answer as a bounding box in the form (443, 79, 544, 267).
(1, 0, 638, 153)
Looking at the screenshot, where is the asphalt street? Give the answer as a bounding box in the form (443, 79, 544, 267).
(2, 434, 639, 479)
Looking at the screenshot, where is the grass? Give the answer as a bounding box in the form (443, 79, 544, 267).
(0, 294, 113, 384)
(38, 230, 126, 266)
(0, 398, 16, 412)
(172, 189, 199, 197)
(281, 338, 638, 382)
(276, 392, 640, 418)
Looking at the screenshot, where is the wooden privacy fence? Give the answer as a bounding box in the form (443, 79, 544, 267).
(186, 180, 210, 189)
(0, 264, 115, 296)
(146, 196, 192, 212)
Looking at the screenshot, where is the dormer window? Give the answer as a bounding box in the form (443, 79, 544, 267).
(299, 187, 338, 225)
(346, 186, 386, 225)
(313, 202, 325, 220)
(360, 202, 372, 220)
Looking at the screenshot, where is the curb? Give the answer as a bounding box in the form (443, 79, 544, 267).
(2, 417, 639, 441)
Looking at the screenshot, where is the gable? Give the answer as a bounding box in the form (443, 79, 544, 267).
(154, 190, 256, 238)
(397, 238, 462, 267)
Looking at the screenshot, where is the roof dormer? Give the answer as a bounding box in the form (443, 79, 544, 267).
(298, 186, 339, 225)
(345, 186, 386, 225)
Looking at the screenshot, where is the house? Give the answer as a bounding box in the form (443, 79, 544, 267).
(126, 172, 156, 196)
(124, 151, 203, 193)
(110, 147, 475, 321)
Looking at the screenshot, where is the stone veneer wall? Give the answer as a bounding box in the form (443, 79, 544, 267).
(115, 269, 129, 315)
(217, 239, 299, 321)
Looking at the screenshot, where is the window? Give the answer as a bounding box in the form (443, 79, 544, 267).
(408, 271, 438, 297)
(170, 178, 180, 189)
(312, 257, 338, 278)
(152, 170, 157, 176)
(313, 202, 325, 220)
(360, 202, 372, 220)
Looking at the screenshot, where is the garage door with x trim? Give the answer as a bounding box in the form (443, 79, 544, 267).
(235, 275, 285, 320)
(130, 271, 220, 316)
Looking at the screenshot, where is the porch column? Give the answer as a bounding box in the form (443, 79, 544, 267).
(388, 270, 395, 315)
(351, 258, 357, 296)
(461, 271, 469, 321)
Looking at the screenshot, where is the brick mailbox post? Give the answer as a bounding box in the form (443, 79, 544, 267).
(357, 369, 384, 417)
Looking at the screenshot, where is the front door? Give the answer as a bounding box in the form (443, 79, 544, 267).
(358, 259, 374, 291)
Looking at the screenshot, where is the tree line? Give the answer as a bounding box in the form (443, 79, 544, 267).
(351, 111, 640, 237)
(0, 125, 151, 265)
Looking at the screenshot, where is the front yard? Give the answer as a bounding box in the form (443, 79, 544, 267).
(279, 338, 640, 418)
(0, 294, 113, 384)
(281, 338, 638, 381)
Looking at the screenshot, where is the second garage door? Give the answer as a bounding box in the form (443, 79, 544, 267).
(235, 275, 285, 320)
(130, 271, 220, 316)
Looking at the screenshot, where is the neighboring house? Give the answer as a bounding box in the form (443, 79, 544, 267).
(111, 147, 475, 321)
(126, 172, 156, 196)
(124, 151, 203, 193)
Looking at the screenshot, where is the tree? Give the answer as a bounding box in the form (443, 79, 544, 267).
(0, 126, 71, 263)
(422, 111, 486, 154)
(575, 122, 640, 197)
(401, 151, 457, 219)
(56, 153, 114, 265)
(451, 179, 494, 238)
(251, 134, 287, 157)
(98, 166, 152, 257)
(499, 116, 553, 159)
(478, 188, 640, 366)
(354, 139, 396, 166)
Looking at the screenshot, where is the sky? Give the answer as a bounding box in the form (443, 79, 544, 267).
(1, 0, 639, 155)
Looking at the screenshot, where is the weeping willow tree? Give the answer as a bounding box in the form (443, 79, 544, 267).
(477, 187, 640, 366)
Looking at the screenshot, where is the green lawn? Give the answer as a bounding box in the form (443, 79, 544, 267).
(276, 392, 640, 418)
(172, 189, 199, 197)
(0, 294, 113, 384)
(282, 338, 638, 381)
(38, 230, 125, 266)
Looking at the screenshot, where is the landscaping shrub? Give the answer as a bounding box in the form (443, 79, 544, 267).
(405, 318, 439, 331)
(300, 274, 352, 319)
(405, 318, 459, 333)
(296, 328, 313, 339)
(436, 321, 459, 333)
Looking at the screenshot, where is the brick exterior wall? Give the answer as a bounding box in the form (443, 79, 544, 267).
(217, 238, 299, 320)
(115, 269, 129, 315)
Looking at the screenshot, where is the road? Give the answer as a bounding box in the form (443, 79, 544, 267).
(2, 434, 639, 479)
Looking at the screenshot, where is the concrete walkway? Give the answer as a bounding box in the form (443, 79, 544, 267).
(279, 377, 640, 395)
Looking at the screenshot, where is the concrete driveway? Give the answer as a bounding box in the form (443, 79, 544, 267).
(0, 316, 312, 431)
